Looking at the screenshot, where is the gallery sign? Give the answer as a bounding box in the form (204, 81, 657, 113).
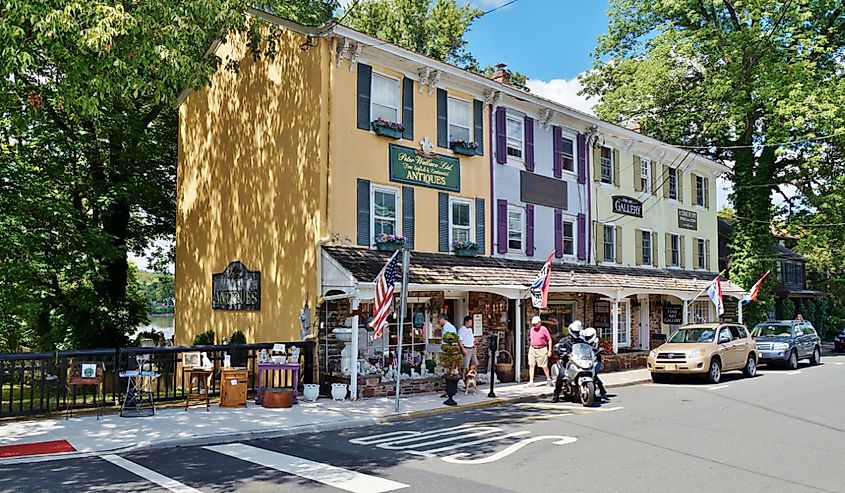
(212, 261, 261, 311)
(389, 143, 460, 192)
(678, 209, 698, 230)
(612, 196, 643, 217)
(662, 304, 683, 325)
(520, 171, 567, 210)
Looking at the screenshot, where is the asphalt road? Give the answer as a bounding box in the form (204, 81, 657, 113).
(3, 354, 845, 493)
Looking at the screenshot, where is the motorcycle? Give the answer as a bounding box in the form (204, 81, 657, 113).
(552, 341, 597, 407)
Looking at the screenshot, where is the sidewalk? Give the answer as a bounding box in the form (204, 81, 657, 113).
(0, 368, 650, 464)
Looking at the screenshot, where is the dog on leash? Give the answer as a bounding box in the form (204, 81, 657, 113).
(464, 369, 478, 395)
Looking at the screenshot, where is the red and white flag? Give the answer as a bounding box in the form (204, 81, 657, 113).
(705, 275, 725, 316)
(742, 271, 770, 305)
(370, 251, 400, 338)
(529, 252, 555, 309)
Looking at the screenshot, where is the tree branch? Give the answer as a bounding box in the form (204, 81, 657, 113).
(724, 0, 742, 29)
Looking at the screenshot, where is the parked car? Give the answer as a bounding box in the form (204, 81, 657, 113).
(647, 323, 757, 384)
(835, 328, 845, 353)
(752, 320, 821, 369)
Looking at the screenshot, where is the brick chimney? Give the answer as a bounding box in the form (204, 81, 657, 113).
(492, 63, 510, 85)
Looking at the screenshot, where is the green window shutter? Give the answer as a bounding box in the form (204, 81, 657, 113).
(691, 173, 698, 205)
(662, 164, 670, 198)
(651, 161, 658, 194)
(438, 192, 449, 252)
(613, 149, 620, 186)
(652, 233, 659, 267)
(615, 225, 623, 264)
(473, 100, 484, 155)
(665, 233, 671, 266)
(436, 89, 448, 148)
(475, 197, 486, 254)
(596, 222, 605, 262)
(704, 177, 710, 209)
(677, 169, 684, 203)
(357, 179, 371, 246)
(402, 77, 414, 140)
(680, 235, 686, 269)
(402, 186, 415, 249)
(633, 155, 642, 192)
(593, 148, 601, 182)
(705, 239, 711, 270)
(635, 230, 643, 265)
(356, 64, 372, 131)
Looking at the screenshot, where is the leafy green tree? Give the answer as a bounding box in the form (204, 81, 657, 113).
(581, 0, 845, 325)
(1, 1, 334, 349)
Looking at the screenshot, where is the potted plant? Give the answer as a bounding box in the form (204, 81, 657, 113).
(371, 118, 405, 139)
(192, 330, 215, 346)
(374, 233, 406, 252)
(229, 330, 248, 368)
(449, 139, 478, 156)
(452, 240, 479, 257)
(439, 332, 463, 406)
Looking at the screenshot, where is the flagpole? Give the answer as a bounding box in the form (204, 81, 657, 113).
(689, 269, 726, 304)
(394, 247, 410, 413)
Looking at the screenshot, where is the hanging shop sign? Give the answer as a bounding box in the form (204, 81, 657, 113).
(611, 196, 643, 218)
(212, 261, 261, 311)
(678, 209, 698, 230)
(389, 143, 460, 192)
(520, 171, 568, 210)
(662, 304, 683, 325)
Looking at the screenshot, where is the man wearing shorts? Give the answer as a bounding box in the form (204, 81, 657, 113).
(527, 315, 552, 386)
(458, 316, 478, 382)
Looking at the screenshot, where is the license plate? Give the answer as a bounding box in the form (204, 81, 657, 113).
(664, 364, 676, 370)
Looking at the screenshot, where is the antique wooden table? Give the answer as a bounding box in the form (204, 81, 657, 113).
(255, 363, 299, 405)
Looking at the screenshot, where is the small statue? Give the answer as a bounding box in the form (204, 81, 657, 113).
(259, 349, 269, 363)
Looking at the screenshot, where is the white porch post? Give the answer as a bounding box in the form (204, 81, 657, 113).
(738, 299, 744, 324)
(611, 296, 619, 354)
(349, 295, 361, 401)
(682, 299, 689, 325)
(515, 296, 523, 383)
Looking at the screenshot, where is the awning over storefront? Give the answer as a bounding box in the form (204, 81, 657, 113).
(321, 245, 745, 301)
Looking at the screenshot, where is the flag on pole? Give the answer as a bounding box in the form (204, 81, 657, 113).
(742, 271, 770, 305)
(705, 275, 725, 316)
(529, 252, 555, 309)
(370, 251, 400, 338)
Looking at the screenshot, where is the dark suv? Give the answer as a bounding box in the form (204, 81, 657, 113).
(752, 320, 822, 369)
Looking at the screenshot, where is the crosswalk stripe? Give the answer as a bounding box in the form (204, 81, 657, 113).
(100, 454, 202, 493)
(204, 443, 407, 493)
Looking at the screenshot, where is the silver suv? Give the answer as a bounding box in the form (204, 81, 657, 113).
(752, 320, 822, 370)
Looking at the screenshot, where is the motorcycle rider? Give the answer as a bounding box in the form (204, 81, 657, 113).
(581, 327, 608, 399)
(552, 321, 583, 403)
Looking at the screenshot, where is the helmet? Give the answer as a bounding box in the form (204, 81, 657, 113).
(582, 327, 598, 345)
(568, 320, 583, 337)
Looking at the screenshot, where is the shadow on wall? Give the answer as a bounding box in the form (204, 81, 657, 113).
(176, 28, 325, 345)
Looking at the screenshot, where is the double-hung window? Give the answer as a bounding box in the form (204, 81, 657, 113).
(670, 234, 680, 267)
(641, 158, 652, 193)
(507, 207, 524, 252)
(562, 218, 575, 255)
(450, 199, 472, 245)
(603, 224, 615, 262)
(371, 73, 400, 123)
(695, 175, 705, 206)
(600, 147, 613, 184)
(642, 230, 652, 265)
(696, 238, 707, 270)
(506, 116, 524, 159)
(372, 186, 399, 240)
(562, 137, 575, 172)
(668, 167, 679, 200)
(448, 97, 471, 144)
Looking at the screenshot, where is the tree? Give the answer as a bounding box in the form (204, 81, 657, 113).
(1, 1, 334, 349)
(581, 0, 845, 325)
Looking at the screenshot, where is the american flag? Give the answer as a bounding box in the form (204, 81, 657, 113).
(370, 250, 400, 338)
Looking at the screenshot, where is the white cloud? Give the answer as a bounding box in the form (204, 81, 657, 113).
(525, 76, 598, 115)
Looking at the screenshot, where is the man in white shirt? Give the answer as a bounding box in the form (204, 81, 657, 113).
(438, 315, 457, 336)
(458, 316, 478, 382)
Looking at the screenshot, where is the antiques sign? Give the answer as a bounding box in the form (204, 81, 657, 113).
(520, 171, 568, 210)
(212, 261, 261, 311)
(389, 143, 460, 192)
(611, 196, 643, 217)
(663, 304, 683, 325)
(678, 209, 698, 230)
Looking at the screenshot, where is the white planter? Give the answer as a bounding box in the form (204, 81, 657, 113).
(303, 384, 319, 402)
(331, 383, 348, 401)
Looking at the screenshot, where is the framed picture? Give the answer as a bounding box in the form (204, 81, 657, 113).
(81, 363, 97, 379)
(183, 352, 201, 369)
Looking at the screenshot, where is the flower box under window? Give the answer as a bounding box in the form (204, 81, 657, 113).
(375, 233, 406, 251)
(452, 240, 479, 257)
(371, 119, 404, 139)
(450, 140, 478, 156)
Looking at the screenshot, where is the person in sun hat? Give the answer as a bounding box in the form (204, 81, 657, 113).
(527, 315, 553, 387)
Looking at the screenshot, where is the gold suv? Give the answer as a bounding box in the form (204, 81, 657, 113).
(647, 323, 758, 384)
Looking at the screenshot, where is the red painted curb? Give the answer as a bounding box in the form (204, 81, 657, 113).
(0, 440, 76, 458)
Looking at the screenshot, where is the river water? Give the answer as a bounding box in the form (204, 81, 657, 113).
(132, 313, 175, 341)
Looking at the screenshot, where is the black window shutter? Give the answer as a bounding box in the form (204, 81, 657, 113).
(437, 88, 448, 148)
(438, 192, 449, 252)
(402, 186, 415, 249)
(356, 64, 372, 131)
(475, 197, 486, 255)
(473, 99, 484, 155)
(402, 77, 414, 140)
(357, 179, 371, 246)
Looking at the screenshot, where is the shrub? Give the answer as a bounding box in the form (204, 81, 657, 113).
(192, 330, 215, 346)
(229, 330, 247, 345)
(439, 332, 463, 375)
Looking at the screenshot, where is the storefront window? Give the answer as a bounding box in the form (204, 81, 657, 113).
(690, 299, 712, 323)
(546, 301, 576, 339)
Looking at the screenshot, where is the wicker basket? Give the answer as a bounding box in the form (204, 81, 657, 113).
(495, 350, 515, 383)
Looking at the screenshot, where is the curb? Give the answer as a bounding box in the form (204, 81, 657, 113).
(0, 377, 652, 465)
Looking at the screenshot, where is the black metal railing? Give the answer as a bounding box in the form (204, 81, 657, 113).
(0, 341, 315, 417)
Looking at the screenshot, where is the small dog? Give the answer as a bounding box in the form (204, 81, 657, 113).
(464, 369, 478, 395)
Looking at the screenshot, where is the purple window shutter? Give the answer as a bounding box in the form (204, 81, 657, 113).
(553, 125, 563, 179)
(577, 213, 587, 261)
(577, 134, 587, 184)
(495, 107, 507, 164)
(497, 199, 508, 254)
(554, 209, 563, 258)
(524, 116, 535, 171)
(526, 204, 535, 256)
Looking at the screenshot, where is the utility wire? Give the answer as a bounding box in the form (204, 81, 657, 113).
(480, 0, 521, 16)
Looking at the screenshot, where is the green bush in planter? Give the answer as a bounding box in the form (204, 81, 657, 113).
(193, 330, 215, 346)
(229, 330, 248, 368)
(425, 359, 436, 374)
(439, 332, 463, 376)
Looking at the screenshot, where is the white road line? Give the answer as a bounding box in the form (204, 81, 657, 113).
(835, 362, 843, 366)
(100, 454, 202, 493)
(441, 435, 577, 465)
(406, 431, 531, 457)
(786, 370, 802, 375)
(708, 385, 730, 391)
(205, 443, 407, 493)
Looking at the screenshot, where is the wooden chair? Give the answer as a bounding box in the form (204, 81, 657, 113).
(66, 361, 106, 420)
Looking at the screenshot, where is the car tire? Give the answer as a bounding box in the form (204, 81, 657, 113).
(809, 346, 821, 366)
(651, 373, 668, 384)
(706, 358, 721, 384)
(787, 350, 799, 370)
(743, 354, 757, 378)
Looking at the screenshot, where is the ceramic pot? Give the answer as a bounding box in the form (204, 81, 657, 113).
(331, 383, 348, 401)
(303, 384, 319, 402)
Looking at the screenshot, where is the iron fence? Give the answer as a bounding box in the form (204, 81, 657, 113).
(0, 341, 314, 417)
